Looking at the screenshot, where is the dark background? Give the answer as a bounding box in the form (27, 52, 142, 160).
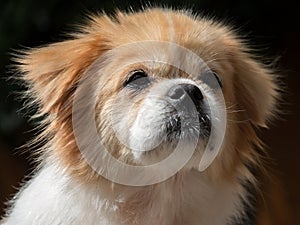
(0, 0, 299, 224)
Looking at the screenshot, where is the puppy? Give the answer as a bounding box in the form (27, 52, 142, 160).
(1, 8, 278, 225)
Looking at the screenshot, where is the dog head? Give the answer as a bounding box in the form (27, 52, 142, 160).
(18, 8, 278, 185)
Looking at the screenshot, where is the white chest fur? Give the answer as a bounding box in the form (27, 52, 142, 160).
(3, 163, 243, 225)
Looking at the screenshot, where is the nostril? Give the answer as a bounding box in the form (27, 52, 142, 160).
(185, 84, 203, 102)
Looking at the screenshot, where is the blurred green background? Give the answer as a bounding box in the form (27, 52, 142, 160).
(0, 0, 299, 224)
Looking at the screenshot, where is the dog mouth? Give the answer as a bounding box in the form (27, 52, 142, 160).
(165, 110, 211, 142)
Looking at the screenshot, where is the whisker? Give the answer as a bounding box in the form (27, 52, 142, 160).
(226, 109, 246, 114)
(225, 103, 238, 110)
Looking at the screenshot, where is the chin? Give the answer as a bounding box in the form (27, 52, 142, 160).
(2, 8, 278, 225)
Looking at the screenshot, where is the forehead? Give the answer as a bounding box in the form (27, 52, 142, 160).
(94, 10, 237, 73)
(96, 10, 234, 55)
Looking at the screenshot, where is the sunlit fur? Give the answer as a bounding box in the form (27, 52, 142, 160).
(2, 8, 278, 225)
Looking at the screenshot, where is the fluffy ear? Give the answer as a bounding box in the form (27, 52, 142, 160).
(232, 52, 279, 127)
(17, 35, 107, 114)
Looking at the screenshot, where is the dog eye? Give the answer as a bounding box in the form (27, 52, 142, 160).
(123, 70, 151, 89)
(200, 70, 223, 89)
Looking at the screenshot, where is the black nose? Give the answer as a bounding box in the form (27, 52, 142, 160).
(167, 84, 203, 111)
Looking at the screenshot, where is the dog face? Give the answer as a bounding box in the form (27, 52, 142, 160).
(88, 41, 224, 171)
(19, 9, 278, 184)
